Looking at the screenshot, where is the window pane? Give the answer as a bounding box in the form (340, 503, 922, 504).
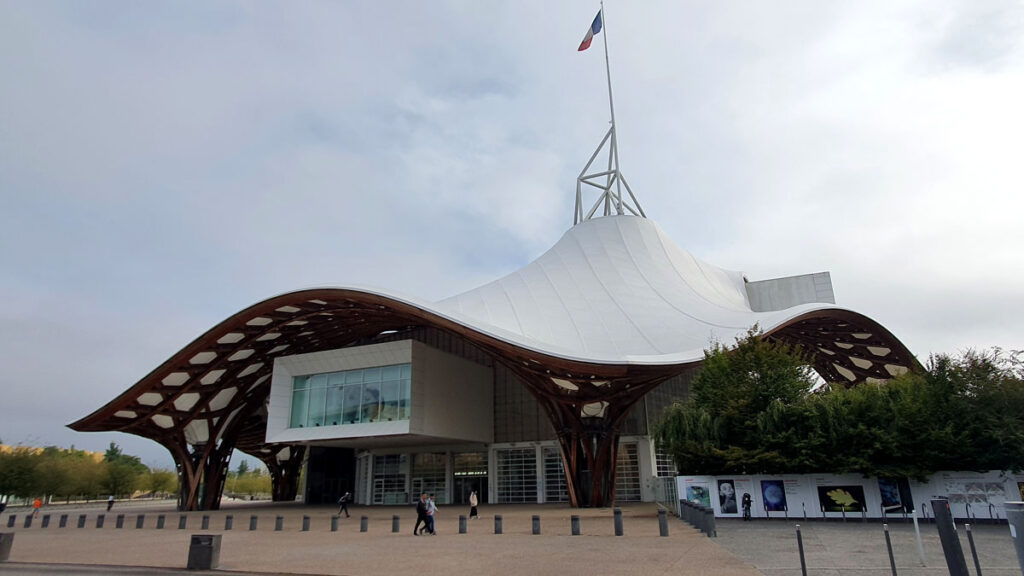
(326, 385, 344, 426)
(306, 386, 326, 427)
(400, 365, 412, 379)
(293, 376, 310, 390)
(382, 365, 401, 380)
(380, 381, 398, 421)
(328, 372, 345, 387)
(310, 373, 328, 389)
(345, 371, 363, 384)
(342, 384, 362, 424)
(362, 383, 381, 422)
(363, 367, 381, 383)
(290, 389, 308, 427)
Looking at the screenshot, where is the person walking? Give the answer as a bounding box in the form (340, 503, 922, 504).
(32, 498, 42, 517)
(106, 495, 115, 512)
(337, 491, 351, 518)
(741, 493, 752, 521)
(413, 493, 428, 536)
(468, 490, 479, 519)
(425, 494, 437, 535)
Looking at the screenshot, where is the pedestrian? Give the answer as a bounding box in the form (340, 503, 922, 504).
(741, 493, 752, 521)
(337, 491, 351, 518)
(32, 498, 42, 517)
(469, 490, 479, 519)
(413, 493, 428, 536)
(425, 493, 437, 535)
(107, 495, 115, 512)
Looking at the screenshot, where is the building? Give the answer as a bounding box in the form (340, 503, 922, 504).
(70, 208, 916, 511)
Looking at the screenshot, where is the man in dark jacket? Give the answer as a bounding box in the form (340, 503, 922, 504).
(413, 493, 428, 535)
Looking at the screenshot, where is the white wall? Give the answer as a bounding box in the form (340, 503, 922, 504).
(677, 471, 1024, 520)
(410, 341, 493, 443)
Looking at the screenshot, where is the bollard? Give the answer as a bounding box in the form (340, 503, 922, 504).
(201, 515, 209, 530)
(360, 516, 368, 533)
(23, 515, 32, 529)
(4, 516, 13, 529)
(704, 508, 717, 537)
(965, 524, 982, 576)
(302, 515, 310, 532)
(1006, 502, 1024, 576)
(494, 515, 503, 535)
(614, 508, 624, 536)
(532, 515, 541, 535)
(41, 514, 50, 529)
(96, 514, 104, 529)
(883, 524, 897, 576)
(931, 498, 970, 576)
(250, 515, 258, 531)
(331, 515, 339, 532)
(912, 509, 926, 566)
(225, 515, 233, 531)
(136, 514, 145, 529)
(187, 534, 221, 570)
(658, 509, 669, 537)
(0, 532, 13, 562)
(275, 516, 284, 531)
(116, 514, 125, 529)
(178, 515, 187, 530)
(157, 515, 165, 530)
(571, 515, 581, 536)
(77, 514, 87, 529)
(391, 515, 399, 533)
(459, 515, 466, 534)
(59, 514, 68, 528)
(796, 525, 808, 576)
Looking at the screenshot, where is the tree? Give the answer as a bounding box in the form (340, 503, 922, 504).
(236, 460, 250, 477)
(102, 443, 147, 497)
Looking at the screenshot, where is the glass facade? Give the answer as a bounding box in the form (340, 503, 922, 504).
(290, 363, 411, 428)
(496, 448, 537, 503)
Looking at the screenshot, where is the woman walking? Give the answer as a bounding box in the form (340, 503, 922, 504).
(468, 490, 479, 519)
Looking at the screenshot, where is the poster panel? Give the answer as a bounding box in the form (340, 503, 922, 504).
(818, 485, 867, 512)
(878, 478, 902, 511)
(686, 484, 711, 508)
(761, 480, 787, 511)
(718, 479, 738, 513)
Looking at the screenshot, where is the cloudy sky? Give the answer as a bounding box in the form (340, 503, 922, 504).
(1, 1, 1021, 467)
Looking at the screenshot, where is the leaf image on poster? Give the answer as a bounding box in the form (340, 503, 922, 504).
(817, 485, 866, 512)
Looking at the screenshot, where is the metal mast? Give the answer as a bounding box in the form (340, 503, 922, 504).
(574, 0, 646, 226)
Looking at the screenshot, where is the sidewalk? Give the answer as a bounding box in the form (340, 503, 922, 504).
(1, 502, 759, 576)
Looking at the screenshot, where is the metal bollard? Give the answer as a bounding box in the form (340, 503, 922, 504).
(157, 515, 165, 530)
(77, 514, 87, 528)
(965, 524, 983, 576)
(331, 515, 338, 532)
(275, 516, 284, 531)
(1006, 501, 1024, 575)
(225, 515, 233, 531)
(178, 515, 187, 530)
(302, 515, 310, 532)
(931, 498, 970, 576)
(883, 524, 897, 576)
(23, 515, 32, 529)
(0, 532, 13, 562)
(571, 515, 581, 536)
(95, 514, 104, 528)
(391, 515, 400, 533)
(360, 516, 368, 532)
(201, 515, 209, 530)
(459, 515, 466, 534)
(532, 515, 541, 535)
(494, 515, 503, 534)
(704, 508, 717, 537)
(136, 514, 145, 529)
(614, 508, 623, 536)
(116, 514, 125, 529)
(59, 514, 68, 528)
(41, 514, 50, 529)
(249, 515, 258, 531)
(796, 525, 808, 576)
(658, 509, 669, 537)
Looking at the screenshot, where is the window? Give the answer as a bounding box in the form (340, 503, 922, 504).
(289, 363, 411, 429)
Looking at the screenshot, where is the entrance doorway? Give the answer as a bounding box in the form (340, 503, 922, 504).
(453, 452, 488, 504)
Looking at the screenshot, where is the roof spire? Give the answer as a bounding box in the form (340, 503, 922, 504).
(574, 1, 646, 226)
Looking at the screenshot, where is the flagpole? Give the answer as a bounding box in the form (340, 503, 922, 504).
(599, 0, 623, 212)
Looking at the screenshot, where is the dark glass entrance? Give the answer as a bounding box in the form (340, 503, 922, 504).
(453, 452, 488, 504)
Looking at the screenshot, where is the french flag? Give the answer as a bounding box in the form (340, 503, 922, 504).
(577, 10, 603, 51)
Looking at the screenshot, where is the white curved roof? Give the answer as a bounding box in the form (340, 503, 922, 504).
(433, 215, 837, 365)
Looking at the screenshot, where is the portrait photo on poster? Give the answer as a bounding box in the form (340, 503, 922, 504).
(718, 479, 737, 513)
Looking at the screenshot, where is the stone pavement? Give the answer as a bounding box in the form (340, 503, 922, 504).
(714, 517, 1022, 576)
(0, 501, 758, 576)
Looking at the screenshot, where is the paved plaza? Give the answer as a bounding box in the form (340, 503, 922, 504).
(1, 501, 1021, 575)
